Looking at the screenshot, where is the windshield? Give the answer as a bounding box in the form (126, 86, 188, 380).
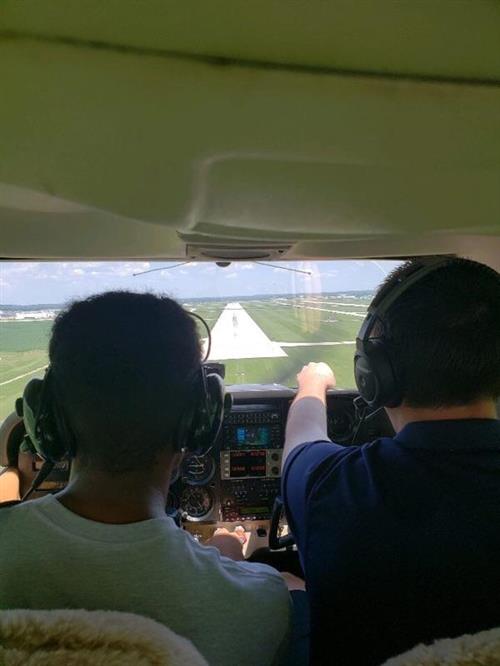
(0, 259, 402, 421)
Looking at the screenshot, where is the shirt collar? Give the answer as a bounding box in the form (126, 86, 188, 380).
(394, 419, 500, 451)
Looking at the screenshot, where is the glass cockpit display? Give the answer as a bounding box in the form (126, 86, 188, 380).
(229, 450, 267, 478)
(235, 425, 270, 447)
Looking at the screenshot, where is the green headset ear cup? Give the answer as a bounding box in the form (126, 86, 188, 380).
(22, 378, 45, 454)
(22, 375, 69, 462)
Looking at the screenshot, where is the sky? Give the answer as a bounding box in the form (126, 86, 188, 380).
(0, 259, 402, 306)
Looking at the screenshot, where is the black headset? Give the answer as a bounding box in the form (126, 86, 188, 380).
(354, 257, 452, 410)
(18, 312, 228, 465)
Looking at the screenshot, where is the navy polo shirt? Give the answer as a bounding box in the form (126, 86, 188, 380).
(283, 419, 500, 666)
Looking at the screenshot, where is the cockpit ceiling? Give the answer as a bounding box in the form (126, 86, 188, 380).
(1, 1, 500, 263)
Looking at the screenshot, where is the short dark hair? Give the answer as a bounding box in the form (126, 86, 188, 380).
(49, 291, 201, 472)
(376, 258, 500, 407)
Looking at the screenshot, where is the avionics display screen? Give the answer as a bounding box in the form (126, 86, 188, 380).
(229, 450, 267, 478)
(236, 426, 271, 447)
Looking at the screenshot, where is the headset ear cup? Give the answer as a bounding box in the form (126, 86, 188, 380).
(354, 351, 379, 407)
(205, 372, 225, 442)
(188, 373, 225, 455)
(22, 376, 68, 462)
(22, 379, 46, 455)
(175, 369, 226, 455)
(358, 340, 401, 409)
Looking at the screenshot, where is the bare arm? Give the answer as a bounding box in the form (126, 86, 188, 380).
(282, 362, 336, 468)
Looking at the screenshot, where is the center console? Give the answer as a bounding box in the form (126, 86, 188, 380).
(219, 404, 283, 521)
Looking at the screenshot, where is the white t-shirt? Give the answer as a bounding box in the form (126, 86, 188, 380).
(0, 495, 291, 665)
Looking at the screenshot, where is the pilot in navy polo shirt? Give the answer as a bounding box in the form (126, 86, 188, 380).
(283, 403, 500, 666)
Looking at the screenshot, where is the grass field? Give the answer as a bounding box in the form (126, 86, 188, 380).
(0, 321, 52, 421)
(0, 294, 369, 422)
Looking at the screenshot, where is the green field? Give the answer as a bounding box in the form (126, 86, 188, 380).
(0, 295, 369, 422)
(0, 321, 52, 421)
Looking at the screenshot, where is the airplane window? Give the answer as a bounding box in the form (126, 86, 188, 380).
(0, 259, 402, 423)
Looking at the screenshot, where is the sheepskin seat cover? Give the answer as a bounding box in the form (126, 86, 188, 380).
(382, 626, 500, 666)
(0, 608, 208, 666)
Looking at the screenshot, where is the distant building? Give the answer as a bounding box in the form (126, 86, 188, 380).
(0, 309, 58, 321)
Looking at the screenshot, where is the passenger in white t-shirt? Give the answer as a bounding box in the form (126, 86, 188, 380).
(0, 292, 291, 666)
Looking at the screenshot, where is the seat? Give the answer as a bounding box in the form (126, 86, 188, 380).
(382, 626, 500, 665)
(0, 608, 208, 665)
(0, 467, 21, 503)
(0, 411, 55, 503)
(0, 413, 23, 503)
(0, 412, 23, 468)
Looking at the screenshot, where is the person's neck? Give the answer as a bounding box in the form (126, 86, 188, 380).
(386, 399, 497, 433)
(56, 466, 173, 524)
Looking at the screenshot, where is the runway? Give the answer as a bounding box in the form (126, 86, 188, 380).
(277, 341, 356, 347)
(207, 303, 288, 361)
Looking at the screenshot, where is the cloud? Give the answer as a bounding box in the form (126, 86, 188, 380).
(108, 261, 150, 277)
(1, 262, 40, 275)
(0, 258, 404, 306)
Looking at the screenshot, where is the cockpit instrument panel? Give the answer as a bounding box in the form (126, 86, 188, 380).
(182, 453, 215, 485)
(180, 486, 214, 521)
(170, 390, 394, 524)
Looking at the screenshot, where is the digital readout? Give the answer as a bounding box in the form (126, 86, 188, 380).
(236, 426, 270, 447)
(239, 506, 268, 515)
(229, 450, 267, 478)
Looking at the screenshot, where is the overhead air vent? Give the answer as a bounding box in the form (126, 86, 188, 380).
(186, 244, 292, 261)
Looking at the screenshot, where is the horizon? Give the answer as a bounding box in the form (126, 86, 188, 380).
(0, 288, 375, 310)
(0, 259, 401, 306)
